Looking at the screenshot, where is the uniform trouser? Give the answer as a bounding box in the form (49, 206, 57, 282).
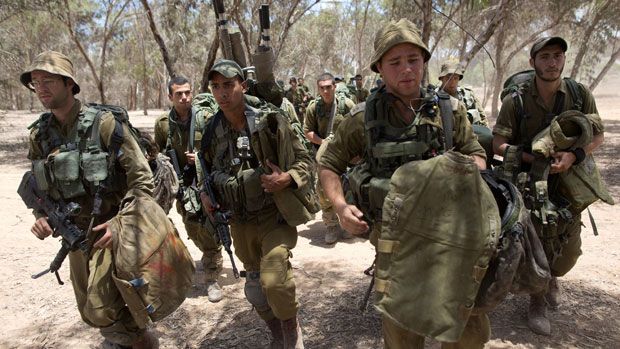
(176, 200, 223, 282)
(69, 248, 142, 346)
(382, 313, 491, 349)
(230, 208, 298, 321)
(316, 177, 339, 227)
(537, 213, 583, 277)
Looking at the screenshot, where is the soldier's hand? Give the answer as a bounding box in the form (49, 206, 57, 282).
(31, 217, 53, 240)
(93, 222, 113, 249)
(185, 151, 196, 165)
(550, 151, 575, 174)
(261, 160, 292, 192)
(335, 203, 369, 236)
(200, 191, 218, 220)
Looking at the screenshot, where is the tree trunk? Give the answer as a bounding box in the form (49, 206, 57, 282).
(140, 0, 177, 78)
(570, 0, 610, 79)
(491, 22, 507, 118)
(462, 0, 512, 68)
(589, 45, 620, 92)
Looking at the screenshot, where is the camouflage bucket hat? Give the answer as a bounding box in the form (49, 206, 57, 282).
(439, 61, 465, 80)
(369, 19, 431, 73)
(530, 36, 567, 58)
(20, 51, 80, 94)
(208, 59, 244, 81)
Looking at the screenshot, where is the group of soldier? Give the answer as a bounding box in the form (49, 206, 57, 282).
(20, 14, 610, 349)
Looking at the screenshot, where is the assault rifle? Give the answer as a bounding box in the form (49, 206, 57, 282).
(166, 148, 197, 200)
(17, 171, 88, 285)
(196, 152, 240, 279)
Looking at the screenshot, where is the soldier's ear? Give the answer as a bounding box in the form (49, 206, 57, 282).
(241, 80, 248, 93)
(529, 57, 535, 69)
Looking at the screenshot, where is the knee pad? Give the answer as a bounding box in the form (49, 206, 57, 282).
(260, 245, 291, 289)
(244, 271, 270, 312)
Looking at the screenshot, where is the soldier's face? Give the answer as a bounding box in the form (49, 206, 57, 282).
(440, 74, 460, 95)
(30, 70, 73, 110)
(210, 73, 246, 113)
(169, 83, 192, 112)
(355, 77, 363, 88)
(530, 45, 565, 83)
(376, 43, 425, 102)
(317, 79, 335, 104)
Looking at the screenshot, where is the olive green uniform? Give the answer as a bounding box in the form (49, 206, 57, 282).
(493, 78, 601, 276)
(355, 87, 370, 103)
(154, 108, 222, 281)
(28, 100, 154, 346)
(200, 104, 313, 321)
(285, 87, 306, 121)
(319, 88, 489, 349)
(304, 96, 355, 229)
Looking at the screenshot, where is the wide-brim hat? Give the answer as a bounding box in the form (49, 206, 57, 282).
(530, 36, 568, 59)
(20, 51, 80, 94)
(369, 19, 431, 73)
(438, 61, 465, 80)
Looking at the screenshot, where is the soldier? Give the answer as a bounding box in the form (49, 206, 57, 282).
(284, 77, 306, 123)
(303, 72, 356, 244)
(493, 37, 609, 336)
(319, 19, 491, 348)
(298, 77, 311, 96)
(438, 60, 493, 165)
(154, 76, 224, 303)
(22, 51, 158, 348)
(353, 74, 370, 103)
(199, 60, 313, 348)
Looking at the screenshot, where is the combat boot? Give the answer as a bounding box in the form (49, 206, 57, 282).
(324, 226, 338, 244)
(131, 330, 159, 349)
(545, 277, 560, 309)
(527, 293, 551, 336)
(265, 318, 284, 349)
(282, 316, 304, 349)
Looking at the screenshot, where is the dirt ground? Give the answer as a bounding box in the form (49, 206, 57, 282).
(1, 74, 619, 349)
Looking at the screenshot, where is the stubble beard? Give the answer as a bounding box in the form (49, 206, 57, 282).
(535, 64, 564, 83)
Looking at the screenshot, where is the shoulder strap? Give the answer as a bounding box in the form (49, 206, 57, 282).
(436, 91, 454, 149)
(564, 78, 583, 112)
(188, 107, 196, 152)
(200, 112, 223, 160)
(166, 109, 175, 151)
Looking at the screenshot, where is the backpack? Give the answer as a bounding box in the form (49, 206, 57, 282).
(192, 92, 219, 132)
(83, 103, 146, 158)
(109, 191, 195, 328)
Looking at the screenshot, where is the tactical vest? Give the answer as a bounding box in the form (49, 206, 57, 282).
(205, 106, 273, 220)
(347, 87, 453, 223)
(202, 104, 319, 225)
(30, 105, 128, 202)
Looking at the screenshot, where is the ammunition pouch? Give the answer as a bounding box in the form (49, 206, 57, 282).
(181, 186, 202, 219)
(347, 162, 389, 223)
(211, 171, 242, 213)
(239, 167, 269, 213)
(497, 145, 523, 183)
(50, 149, 87, 199)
